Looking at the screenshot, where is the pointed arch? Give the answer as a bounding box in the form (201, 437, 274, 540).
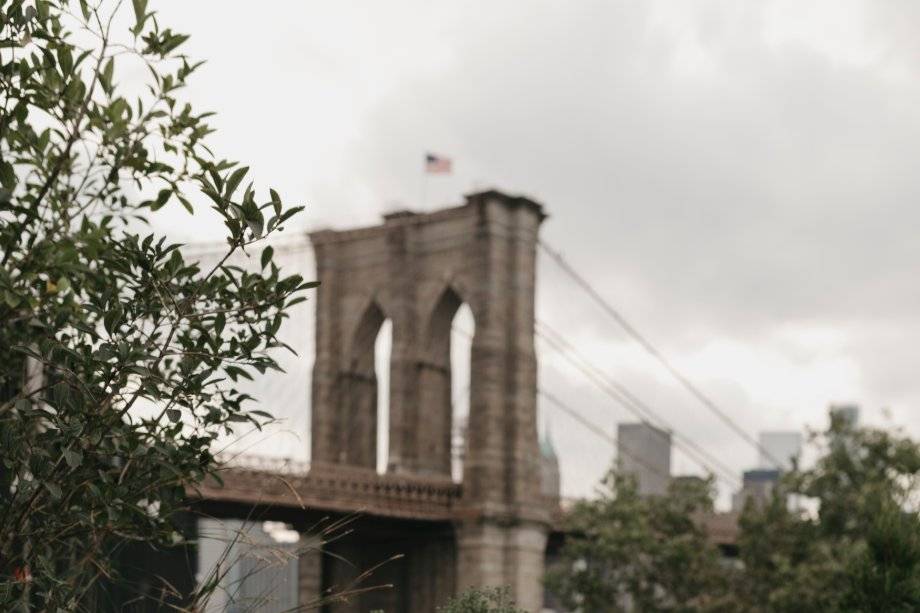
(424, 285, 463, 361)
(348, 300, 386, 374)
(333, 300, 389, 469)
(412, 285, 475, 478)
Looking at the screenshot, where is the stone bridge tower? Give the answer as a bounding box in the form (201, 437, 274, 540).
(310, 190, 550, 610)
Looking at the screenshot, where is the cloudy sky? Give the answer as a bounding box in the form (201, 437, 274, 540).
(148, 1, 920, 506)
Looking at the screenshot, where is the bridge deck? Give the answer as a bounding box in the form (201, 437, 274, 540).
(190, 457, 463, 522)
(190, 456, 738, 544)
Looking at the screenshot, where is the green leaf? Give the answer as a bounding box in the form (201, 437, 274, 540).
(58, 47, 73, 75)
(246, 215, 264, 239)
(161, 32, 190, 55)
(207, 168, 223, 191)
(269, 188, 282, 215)
(225, 366, 253, 382)
(45, 482, 62, 499)
(37, 128, 50, 152)
(224, 166, 249, 200)
(151, 188, 171, 211)
(100, 57, 115, 95)
(177, 195, 194, 214)
(261, 245, 273, 269)
(63, 449, 83, 469)
(166, 408, 181, 423)
(0, 161, 15, 189)
(277, 205, 305, 225)
(131, 0, 149, 35)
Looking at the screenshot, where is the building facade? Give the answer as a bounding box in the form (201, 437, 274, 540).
(617, 422, 672, 497)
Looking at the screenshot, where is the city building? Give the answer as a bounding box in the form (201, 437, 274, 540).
(731, 468, 781, 511)
(829, 403, 861, 460)
(732, 428, 804, 511)
(198, 519, 300, 613)
(617, 423, 671, 497)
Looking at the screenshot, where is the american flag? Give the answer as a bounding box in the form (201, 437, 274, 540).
(425, 153, 452, 174)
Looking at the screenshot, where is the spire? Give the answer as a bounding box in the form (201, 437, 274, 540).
(540, 416, 556, 459)
(539, 415, 561, 499)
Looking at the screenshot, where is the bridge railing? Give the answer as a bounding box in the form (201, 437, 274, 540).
(217, 453, 312, 476)
(198, 454, 463, 521)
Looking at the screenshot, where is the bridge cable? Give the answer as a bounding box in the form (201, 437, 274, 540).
(535, 323, 741, 488)
(455, 323, 740, 488)
(537, 239, 783, 470)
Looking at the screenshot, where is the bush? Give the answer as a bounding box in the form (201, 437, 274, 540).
(438, 586, 526, 613)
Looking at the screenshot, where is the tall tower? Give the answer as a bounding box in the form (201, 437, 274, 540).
(617, 422, 672, 497)
(309, 190, 550, 610)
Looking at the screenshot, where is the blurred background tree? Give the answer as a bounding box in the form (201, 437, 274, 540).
(737, 416, 920, 612)
(546, 471, 733, 612)
(548, 417, 920, 612)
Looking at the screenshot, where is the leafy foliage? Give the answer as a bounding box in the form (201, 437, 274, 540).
(546, 473, 733, 612)
(437, 586, 526, 613)
(0, 0, 313, 608)
(548, 417, 920, 612)
(737, 416, 920, 612)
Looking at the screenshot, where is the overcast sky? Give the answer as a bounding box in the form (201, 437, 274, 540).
(148, 1, 920, 506)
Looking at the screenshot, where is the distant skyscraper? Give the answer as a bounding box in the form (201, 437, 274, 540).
(617, 423, 671, 497)
(758, 431, 803, 471)
(828, 404, 861, 461)
(198, 518, 299, 613)
(829, 403, 860, 428)
(732, 468, 781, 511)
(732, 429, 803, 512)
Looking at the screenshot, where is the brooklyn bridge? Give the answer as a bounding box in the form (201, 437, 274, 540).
(174, 189, 738, 612)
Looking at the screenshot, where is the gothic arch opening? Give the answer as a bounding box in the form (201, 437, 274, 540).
(450, 303, 474, 483)
(416, 286, 474, 479)
(349, 302, 385, 373)
(374, 318, 392, 474)
(339, 301, 387, 469)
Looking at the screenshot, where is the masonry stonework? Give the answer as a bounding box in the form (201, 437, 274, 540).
(309, 190, 551, 610)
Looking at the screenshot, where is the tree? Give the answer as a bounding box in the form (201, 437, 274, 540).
(546, 472, 733, 612)
(0, 0, 313, 608)
(737, 416, 920, 612)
